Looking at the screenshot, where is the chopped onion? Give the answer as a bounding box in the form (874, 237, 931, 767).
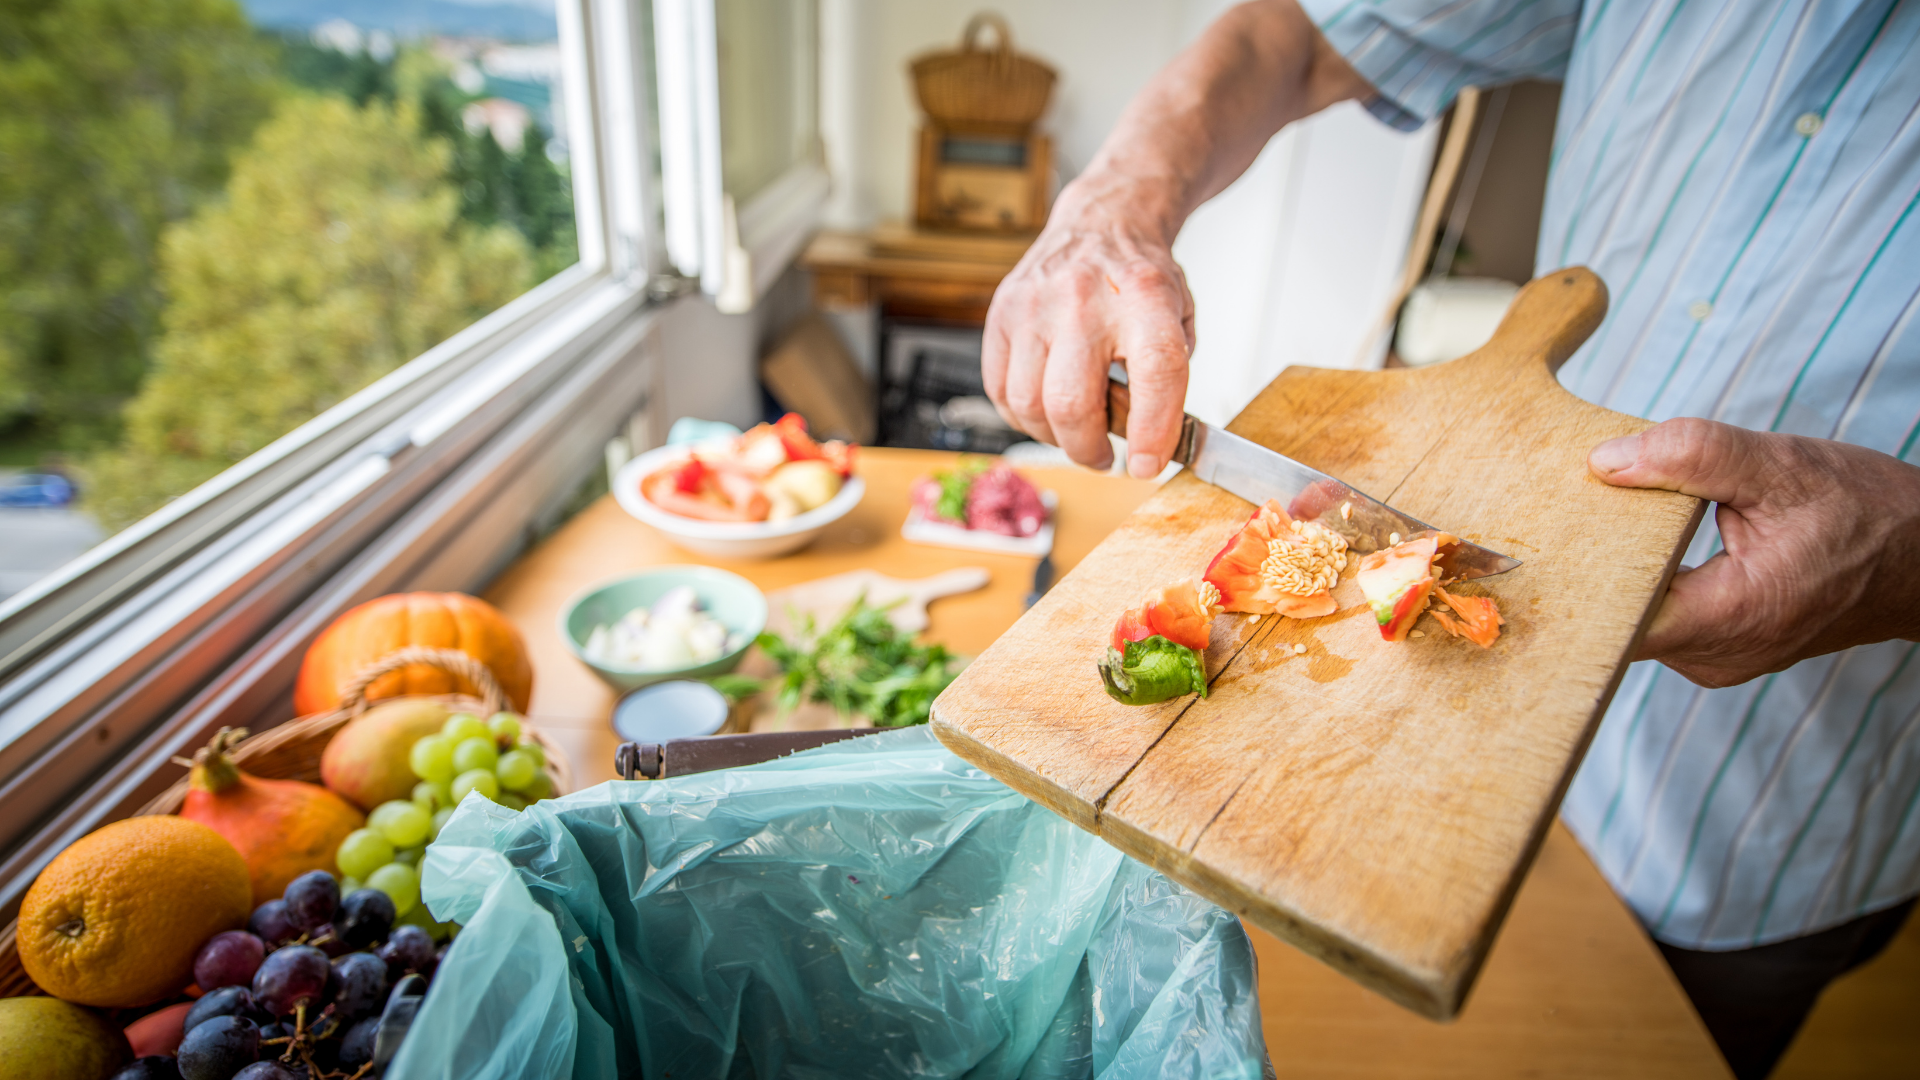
(584, 585, 746, 669)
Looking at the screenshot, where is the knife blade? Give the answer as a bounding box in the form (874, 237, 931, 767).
(1025, 553, 1055, 608)
(1105, 371, 1520, 581)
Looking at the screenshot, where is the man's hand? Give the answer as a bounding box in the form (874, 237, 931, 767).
(983, 177, 1195, 476)
(1590, 417, 1920, 688)
(982, 0, 1374, 478)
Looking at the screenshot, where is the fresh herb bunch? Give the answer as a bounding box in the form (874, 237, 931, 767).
(933, 457, 990, 522)
(756, 596, 965, 727)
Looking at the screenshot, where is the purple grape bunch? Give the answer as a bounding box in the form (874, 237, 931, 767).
(193, 931, 265, 992)
(147, 866, 450, 1080)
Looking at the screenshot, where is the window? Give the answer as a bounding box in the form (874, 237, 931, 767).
(717, 0, 821, 205)
(654, 0, 827, 310)
(0, 0, 662, 914)
(0, 0, 825, 923)
(0, 0, 582, 600)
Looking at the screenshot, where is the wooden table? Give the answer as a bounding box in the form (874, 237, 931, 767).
(483, 446, 1729, 1078)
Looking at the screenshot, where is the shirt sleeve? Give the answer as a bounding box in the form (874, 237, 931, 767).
(1299, 0, 1583, 130)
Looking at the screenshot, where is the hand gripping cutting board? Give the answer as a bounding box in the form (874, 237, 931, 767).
(929, 269, 1705, 1019)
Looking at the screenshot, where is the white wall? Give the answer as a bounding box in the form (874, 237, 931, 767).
(653, 263, 824, 438)
(1175, 102, 1436, 424)
(817, 0, 1437, 427)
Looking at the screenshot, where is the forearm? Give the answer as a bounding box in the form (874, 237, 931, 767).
(1063, 0, 1373, 244)
(983, 0, 1372, 475)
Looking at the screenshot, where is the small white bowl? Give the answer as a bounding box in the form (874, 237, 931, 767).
(613, 444, 865, 560)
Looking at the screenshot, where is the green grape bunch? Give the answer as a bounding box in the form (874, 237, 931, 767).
(336, 710, 554, 920)
(405, 711, 552, 818)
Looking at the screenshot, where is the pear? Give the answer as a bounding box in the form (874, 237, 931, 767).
(0, 997, 131, 1080)
(320, 697, 454, 811)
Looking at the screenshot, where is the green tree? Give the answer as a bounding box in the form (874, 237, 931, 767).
(0, 0, 274, 447)
(84, 94, 532, 529)
(273, 31, 395, 106)
(287, 36, 577, 281)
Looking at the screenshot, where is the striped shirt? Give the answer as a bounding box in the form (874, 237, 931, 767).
(1303, 0, 1920, 949)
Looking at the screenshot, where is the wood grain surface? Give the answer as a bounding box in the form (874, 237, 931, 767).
(930, 268, 1707, 1019)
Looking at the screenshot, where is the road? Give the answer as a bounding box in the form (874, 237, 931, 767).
(0, 506, 104, 603)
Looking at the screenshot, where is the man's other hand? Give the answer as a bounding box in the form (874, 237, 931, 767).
(1590, 417, 1920, 688)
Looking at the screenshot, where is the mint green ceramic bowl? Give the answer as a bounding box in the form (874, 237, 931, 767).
(559, 566, 768, 692)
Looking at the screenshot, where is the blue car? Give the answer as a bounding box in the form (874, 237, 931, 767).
(0, 473, 76, 508)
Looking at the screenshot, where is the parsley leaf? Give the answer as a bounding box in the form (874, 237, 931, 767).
(756, 596, 966, 727)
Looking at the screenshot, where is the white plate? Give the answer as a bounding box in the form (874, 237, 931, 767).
(901, 490, 1056, 557)
(613, 445, 865, 560)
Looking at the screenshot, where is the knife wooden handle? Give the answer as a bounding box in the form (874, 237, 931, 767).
(1107, 373, 1198, 467)
(1106, 379, 1131, 439)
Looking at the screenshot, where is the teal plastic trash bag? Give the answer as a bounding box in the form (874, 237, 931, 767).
(392, 727, 1267, 1080)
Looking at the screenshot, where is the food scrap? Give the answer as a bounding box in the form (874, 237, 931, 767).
(910, 457, 1048, 537)
(1098, 579, 1219, 705)
(640, 413, 855, 523)
(1354, 532, 1504, 647)
(1355, 532, 1450, 642)
(1432, 585, 1505, 648)
(1099, 512, 1512, 703)
(1203, 499, 1347, 618)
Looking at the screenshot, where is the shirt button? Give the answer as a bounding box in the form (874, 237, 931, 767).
(1794, 112, 1823, 137)
(1688, 300, 1713, 321)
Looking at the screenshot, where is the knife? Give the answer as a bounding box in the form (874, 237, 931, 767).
(1025, 553, 1055, 608)
(1106, 368, 1519, 581)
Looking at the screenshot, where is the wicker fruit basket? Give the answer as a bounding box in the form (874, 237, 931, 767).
(910, 12, 1057, 132)
(0, 647, 570, 999)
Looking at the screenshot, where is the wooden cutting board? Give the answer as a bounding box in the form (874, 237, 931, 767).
(762, 567, 991, 637)
(929, 268, 1705, 1020)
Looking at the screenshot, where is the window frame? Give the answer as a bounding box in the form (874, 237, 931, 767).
(653, 0, 828, 312)
(0, 0, 668, 920)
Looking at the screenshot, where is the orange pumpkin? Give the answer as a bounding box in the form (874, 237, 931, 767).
(293, 592, 533, 715)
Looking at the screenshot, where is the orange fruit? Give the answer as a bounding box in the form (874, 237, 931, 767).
(18, 815, 252, 1008)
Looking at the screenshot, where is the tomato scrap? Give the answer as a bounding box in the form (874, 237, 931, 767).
(1354, 532, 1455, 642)
(639, 459, 770, 522)
(1111, 579, 1220, 655)
(773, 413, 856, 477)
(1432, 586, 1504, 647)
(669, 457, 707, 493)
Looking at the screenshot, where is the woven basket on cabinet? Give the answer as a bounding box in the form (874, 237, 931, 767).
(910, 12, 1057, 132)
(0, 647, 571, 999)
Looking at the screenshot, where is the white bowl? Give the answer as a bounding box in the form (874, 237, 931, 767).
(613, 444, 865, 560)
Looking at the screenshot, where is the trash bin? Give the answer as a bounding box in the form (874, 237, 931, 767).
(394, 727, 1268, 1080)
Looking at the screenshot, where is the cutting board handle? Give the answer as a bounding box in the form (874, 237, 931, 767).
(1105, 267, 1606, 440)
(1460, 266, 1608, 377)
